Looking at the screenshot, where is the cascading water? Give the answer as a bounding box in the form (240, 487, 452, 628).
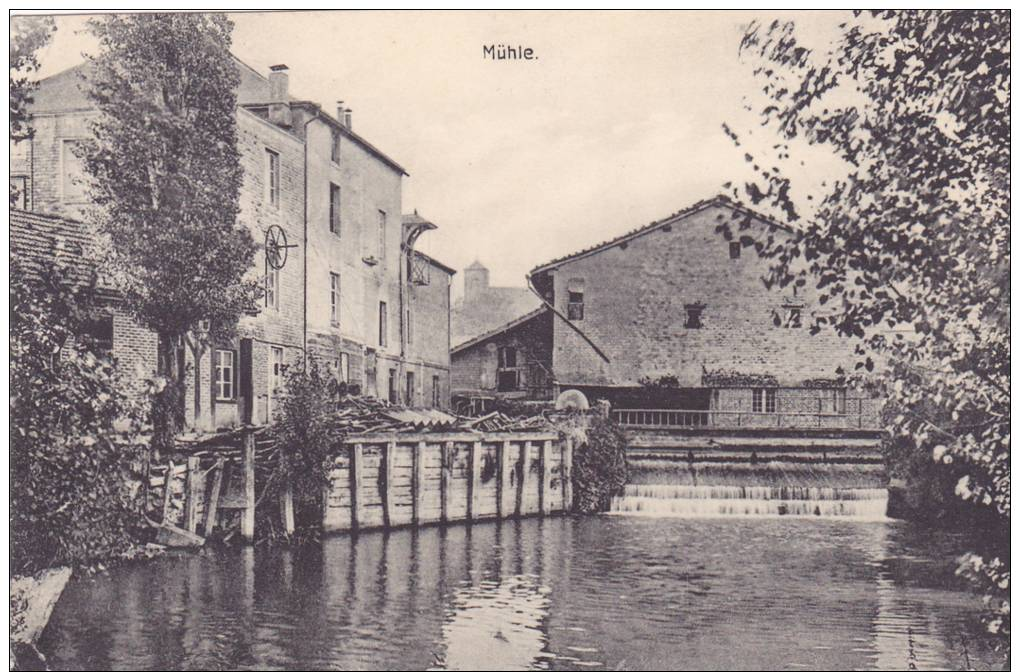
(610, 459, 889, 520)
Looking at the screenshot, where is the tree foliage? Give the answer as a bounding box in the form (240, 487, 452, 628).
(564, 413, 629, 513)
(10, 259, 148, 574)
(728, 10, 1008, 643)
(80, 13, 258, 443)
(10, 15, 54, 205)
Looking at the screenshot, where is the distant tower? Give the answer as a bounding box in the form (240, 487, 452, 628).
(464, 260, 490, 302)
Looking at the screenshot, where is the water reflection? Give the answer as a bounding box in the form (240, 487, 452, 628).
(41, 517, 1001, 671)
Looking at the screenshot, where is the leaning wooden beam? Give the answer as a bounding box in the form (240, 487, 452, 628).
(241, 430, 256, 543)
(162, 460, 175, 524)
(203, 457, 225, 536)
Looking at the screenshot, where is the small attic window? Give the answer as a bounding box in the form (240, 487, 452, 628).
(729, 241, 741, 259)
(567, 278, 585, 320)
(684, 303, 705, 329)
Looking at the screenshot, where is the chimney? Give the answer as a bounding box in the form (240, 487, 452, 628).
(268, 64, 292, 128)
(336, 101, 344, 123)
(344, 108, 352, 130)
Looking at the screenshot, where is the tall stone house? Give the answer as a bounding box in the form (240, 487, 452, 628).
(452, 195, 880, 430)
(11, 58, 455, 428)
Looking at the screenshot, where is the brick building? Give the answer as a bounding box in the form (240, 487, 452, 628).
(455, 195, 879, 429)
(11, 58, 454, 429)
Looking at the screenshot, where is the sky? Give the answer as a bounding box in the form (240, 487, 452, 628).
(25, 10, 846, 296)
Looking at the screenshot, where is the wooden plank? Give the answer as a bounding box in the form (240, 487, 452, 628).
(279, 452, 295, 535)
(162, 460, 175, 523)
(440, 441, 453, 523)
(539, 439, 553, 515)
(241, 431, 255, 543)
(467, 440, 481, 520)
(516, 441, 531, 517)
(382, 441, 395, 527)
(413, 440, 426, 525)
(184, 456, 201, 534)
(562, 437, 574, 512)
(350, 443, 364, 531)
(203, 457, 225, 535)
(496, 440, 509, 518)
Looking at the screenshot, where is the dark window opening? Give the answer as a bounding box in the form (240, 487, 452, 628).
(378, 301, 388, 347)
(329, 183, 341, 235)
(498, 346, 517, 369)
(387, 368, 397, 403)
(684, 303, 704, 329)
(330, 129, 341, 164)
(432, 375, 441, 407)
(406, 371, 415, 405)
(497, 370, 520, 392)
(786, 306, 802, 328)
(567, 291, 584, 320)
(81, 313, 114, 352)
(729, 241, 741, 259)
(752, 388, 777, 413)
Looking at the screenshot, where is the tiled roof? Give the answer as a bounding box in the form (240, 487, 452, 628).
(10, 208, 100, 289)
(451, 285, 543, 348)
(528, 194, 792, 276)
(451, 306, 546, 354)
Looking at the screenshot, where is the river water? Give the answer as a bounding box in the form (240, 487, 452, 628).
(41, 515, 1001, 670)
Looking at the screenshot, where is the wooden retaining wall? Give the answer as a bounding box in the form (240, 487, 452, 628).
(323, 432, 573, 532)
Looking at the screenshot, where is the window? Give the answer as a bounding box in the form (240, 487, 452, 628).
(270, 347, 284, 396)
(61, 140, 86, 202)
(265, 149, 280, 208)
(387, 368, 397, 403)
(498, 346, 517, 368)
(330, 128, 341, 164)
(330, 272, 340, 325)
(378, 301, 388, 346)
(81, 313, 113, 352)
(432, 375, 441, 407)
(377, 210, 387, 260)
(215, 350, 236, 401)
(729, 241, 741, 259)
(684, 303, 704, 329)
(406, 371, 415, 405)
(827, 388, 847, 414)
(567, 278, 585, 321)
(265, 265, 279, 310)
(10, 176, 27, 209)
(329, 183, 341, 235)
(785, 306, 802, 328)
(752, 388, 777, 413)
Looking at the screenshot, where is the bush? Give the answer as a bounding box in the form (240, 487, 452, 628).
(10, 261, 148, 574)
(561, 412, 628, 513)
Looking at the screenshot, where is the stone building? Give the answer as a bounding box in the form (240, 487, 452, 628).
(455, 195, 879, 430)
(449, 260, 545, 409)
(11, 58, 454, 428)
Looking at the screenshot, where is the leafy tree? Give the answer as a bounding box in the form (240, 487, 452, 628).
(10, 258, 147, 574)
(727, 10, 1008, 645)
(9, 15, 55, 204)
(80, 14, 258, 449)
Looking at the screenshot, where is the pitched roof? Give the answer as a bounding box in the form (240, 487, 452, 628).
(10, 209, 101, 289)
(451, 306, 546, 354)
(451, 285, 543, 348)
(528, 194, 792, 276)
(28, 56, 285, 114)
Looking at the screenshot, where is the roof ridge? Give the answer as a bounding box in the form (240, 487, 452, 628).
(527, 193, 791, 275)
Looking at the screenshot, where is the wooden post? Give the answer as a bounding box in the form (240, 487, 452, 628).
(539, 439, 553, 515)
(496, 440, 512, 518)
(162, 460, 175, 524)
(382, 441, 395, 527)
(241, 430, 256, 543)
(204, 457, 225, 535)
(562, 437, 574, 513)
(516, 441, 531, 516)
(467, 440, 481, 521)
(412, 440, 426, 526)
(184, 456, 201, 534)
(279, 452, 295, 536)
(350, 443, 364, 531)
(440, 441, 453, 523)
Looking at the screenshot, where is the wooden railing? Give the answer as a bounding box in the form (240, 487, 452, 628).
(612, 404, 870, 430)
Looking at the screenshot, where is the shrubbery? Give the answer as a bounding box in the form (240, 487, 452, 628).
(560, 412, 628, 513)
(10, 261, 148, 574)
